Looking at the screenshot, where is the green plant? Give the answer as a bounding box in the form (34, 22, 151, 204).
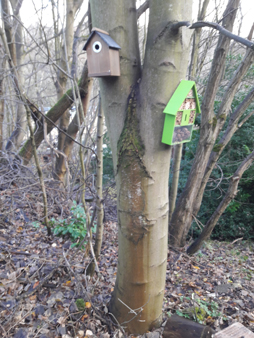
(31, 221, 40, 228)
(76, 298, 86, 311)
(52, 201, 96, 248)
(195, 299, 221, 319)
(175, 309, 191, 319)
(175, 296, 224, 324)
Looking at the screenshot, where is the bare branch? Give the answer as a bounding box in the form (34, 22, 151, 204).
(12, 14, 74, 80)
(247, 22, 254, 41)
(171, 21, 190, 31)
(26, 104, 51, 236)
(71, 11, 88, 78)
(171, 18, 254, 50)
(170, 17, 254, 50)
(73, 0, 84, 13)
(238, 111, 254, 128)
(25, 31, 63, 55)
(137, 0, 149, 19)
(24, 95, 97, 155)
(189, 21, 254, 49)
(9, 0, 23, 16)
(198, 0, 210, 21)
(228, 86, 254, 128)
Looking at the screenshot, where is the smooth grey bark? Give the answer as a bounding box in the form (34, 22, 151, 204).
(90, 0, 192, 333)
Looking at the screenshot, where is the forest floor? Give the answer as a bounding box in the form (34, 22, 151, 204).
(1, 208, 254, 338)
(0, 158, 254, 337)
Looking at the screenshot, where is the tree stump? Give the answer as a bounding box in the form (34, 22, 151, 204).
(163, 315, 214, 338)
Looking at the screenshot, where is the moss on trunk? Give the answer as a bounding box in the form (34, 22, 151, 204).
(117, 86, 145, 169)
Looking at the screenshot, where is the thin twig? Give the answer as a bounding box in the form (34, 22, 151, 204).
(12, 14, 75, 80)
(26, 105, 51, 235)
(62, 250, 87, 296)
(24, 95, 97, 156)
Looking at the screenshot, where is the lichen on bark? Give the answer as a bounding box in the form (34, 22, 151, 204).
(208, 116, 217, 128)
(212, 143, 223, 153)
(218, 113, 227, 121)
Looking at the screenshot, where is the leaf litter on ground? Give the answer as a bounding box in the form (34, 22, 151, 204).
(0, 187, 254, 337)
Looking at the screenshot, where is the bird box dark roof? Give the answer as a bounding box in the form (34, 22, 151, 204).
(83, 28, 121, 51)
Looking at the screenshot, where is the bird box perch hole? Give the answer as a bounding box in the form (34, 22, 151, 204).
(83, 27, 121, 77)
(162, 80, 201, 145)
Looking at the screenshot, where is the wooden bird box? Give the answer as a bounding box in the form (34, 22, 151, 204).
(161, 80, 201, 145)
(83, 27, 121, 77)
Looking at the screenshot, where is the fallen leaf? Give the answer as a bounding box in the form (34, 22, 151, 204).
(62, 280, 72, 287)
(85, 329, 93, 336)
(33, 281, 39, 289)
(57, 316, 66, 325)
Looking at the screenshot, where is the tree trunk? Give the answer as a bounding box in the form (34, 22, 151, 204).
(0, 50, 6, 150)
(94, 95, 104, 259)
(187, 150, 254, 255)
(54, 0, 84, 181)
(192, 48, 254, 218)
(3, 0, 26, 151)
(169, 4, 215, 222)
(169, 0, 240, 247)
(54, 75, 93, 182)
(90, 0, 192, 333)
(2, 0, 17, 65)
